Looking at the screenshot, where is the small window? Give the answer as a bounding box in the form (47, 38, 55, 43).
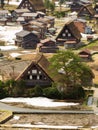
(32, 69, 37, 74)
(68, 33, 71, 37)
(37, 75, 39, 80)
(27, 75, 29, 80)
(40, 75, 42, 80)
(30, 75, 32, 80)
(28, 71, 30, 74)
(32, 75, 37, 80)
(39, 71, 41, 74)
(84, 8, 86, 11)
(65, 29, 68, 33)
(62, 33, 66, 37)
(30, 7, 33, 9)
(44, 76, 47, 80)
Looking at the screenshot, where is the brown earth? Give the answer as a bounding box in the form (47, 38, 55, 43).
(5, 113, 98, 127)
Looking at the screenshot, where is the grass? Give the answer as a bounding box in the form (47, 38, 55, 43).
(0, 110, 13, 124)
(0, 4, 17, 10)
(79, 39, 98, 50)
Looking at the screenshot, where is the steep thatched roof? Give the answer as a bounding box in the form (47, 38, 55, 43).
(16, 53, 53, 81)
(78, 4, 95, 16)
(17, 0, 45, 12)
(56, 20, 82, 41)
(29, 0, 45, 11)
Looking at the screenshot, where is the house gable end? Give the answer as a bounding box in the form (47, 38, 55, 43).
(79, 6, 91, 16)
(56, 25, 75, 40)
(56, 21, 81, 42)
(78, 5, 95, 17)
(17, 0, 35, 12)
(16, 59, 53, 87)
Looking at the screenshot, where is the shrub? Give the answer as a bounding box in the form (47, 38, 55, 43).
(54, 11, 65, 18)
(43, 87, 62, 99)
(63, 86, 85, 99)
(0, 81, 7, 98)
(33, 85, 43, 97)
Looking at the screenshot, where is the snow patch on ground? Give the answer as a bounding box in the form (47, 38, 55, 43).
(13, 115, 20, 120)
(10, 53, 22, 57)
(0, 26, 22, 45)
(5, 0, 22, 5)
(0, 97, 79, 107)
(12, 123, 83, 129)
(0, 46, 18, 51)
(81, 33, 98, 40)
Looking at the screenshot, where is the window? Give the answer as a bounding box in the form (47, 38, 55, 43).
(39, 71, 41, 74)
(28, 71, 30, 74)
(37, 75, 39, 80)
(68, 33, 71, 37)
(32, 75, 37, 80)
(32, 69, 37, 74)
(65, 29, 68, 33)
(84, 8, 86, 11)
(27, 75, 29, 79)
(44, 76, 47, 80)
(30, 7, 33, 9)
(62, 33, 66, 37)
(40, 75, 42, 80)
(30, 75, 32, 80)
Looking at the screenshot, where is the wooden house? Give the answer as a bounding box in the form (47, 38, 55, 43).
(0, 10, 9, 18)
(15, 30, 40, 49)
(78, 4, 95, 18)
(23, 21, 47, 39)
(11, 9, 30, 18)
(37, 16, 55, 28)
(70, 2, 83, 12)
(70, 0, 92, 13)
(16, 17, 25, 24)
(44, 16, 55, 28)
(78, 49, 92, 61)
(56, 20, 82, 48)
(36, 11, 45, 17)
(38, 39, 59, 53)
(16, 53, 53, 87)
(21, 12, 39, 22)
(17, 0, 45, 12)
(94, 3, 98, 14)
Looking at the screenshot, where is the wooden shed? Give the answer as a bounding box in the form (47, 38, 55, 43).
(15, 30, 40, 49)
(38, 39, 59, 53)
(78, 49, 92, 61)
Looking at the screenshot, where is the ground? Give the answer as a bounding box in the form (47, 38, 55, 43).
(5, 113, 98, 127)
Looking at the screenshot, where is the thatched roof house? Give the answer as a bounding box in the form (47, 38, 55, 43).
(16, 53, 53, 87)
(78, 4, 95, 18)
(17, 0, 45, 12)
(56, 20, 82, 46)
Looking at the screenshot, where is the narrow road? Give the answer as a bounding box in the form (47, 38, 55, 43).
(90, 87, 98, 113)
(0, 102, 94, 114)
